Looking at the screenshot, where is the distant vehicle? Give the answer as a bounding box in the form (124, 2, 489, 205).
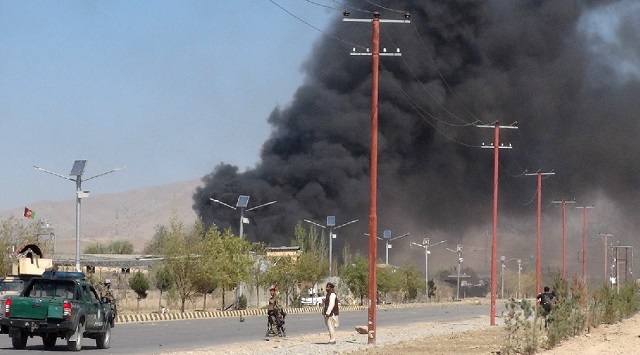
(301, 292, 325, 307)
(1, 271, 114, 351)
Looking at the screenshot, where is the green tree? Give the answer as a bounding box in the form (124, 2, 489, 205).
(264, 257, 298, 307)
(129, 271, 150, 313)
(143, 224, 169, 255)
(161, 219, 203, 312)
(341, 253, 368, 305)
(427, 279, 437, 299)
(377, 266, 400, 303)
(107, 240, 134, 254)
(292, 222, 328, 294)
(84, 244, 108, 254)
(397, 263, 424, 301)
(200, 226, 253, 310)
(154, 264, 175, 310)
(84, 240, 134, 254)
(191, 260, 218, 310)
(248, 243, 271, 308)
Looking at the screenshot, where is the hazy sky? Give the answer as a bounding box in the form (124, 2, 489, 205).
(0, 1, 333, 210)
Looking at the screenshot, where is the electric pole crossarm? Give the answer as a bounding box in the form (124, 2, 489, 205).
(480, 143, 513, 149)
(476, 122, 518, 129)
(350, 48, 402, 56)
(343, 19, 410, 24)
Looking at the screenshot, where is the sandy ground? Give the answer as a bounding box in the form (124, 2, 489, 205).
(166, 311, 640, 354)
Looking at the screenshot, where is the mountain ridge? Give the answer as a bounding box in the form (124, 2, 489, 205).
(0, 179, 201, 253)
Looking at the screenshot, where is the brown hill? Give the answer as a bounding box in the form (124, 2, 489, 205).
(0, 179, 201, 253)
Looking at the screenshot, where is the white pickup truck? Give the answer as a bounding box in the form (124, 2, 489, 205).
(300, 292, 325, 306)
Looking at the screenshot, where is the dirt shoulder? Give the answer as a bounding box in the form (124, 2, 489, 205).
(166, 308, 640, 354)
(353, 311, 640, 355)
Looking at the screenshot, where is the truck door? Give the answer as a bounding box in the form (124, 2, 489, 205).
(81, 284, 100, 330)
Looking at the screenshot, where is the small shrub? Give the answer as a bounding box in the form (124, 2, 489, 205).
(502, 298, 539, 354)
(238, 294, 247, 310)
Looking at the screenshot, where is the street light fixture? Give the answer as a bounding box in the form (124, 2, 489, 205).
(34, 160, 124, 272)
(381, 230, 409, 265)
(410, 238, 446, 299)
(500, 256, 517, 299)
(210, 195, 276, 309)
(597, 233, 613, 286)
(446, 244, 463, 301)
(516, 259, 531, 299)
(210, 196, 277, 238)
(366, 230, 410, 265)
(304, 217, 358, 282)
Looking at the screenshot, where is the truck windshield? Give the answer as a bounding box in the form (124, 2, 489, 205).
(0, 280, 23, 292)
(25, 280, 76, 299)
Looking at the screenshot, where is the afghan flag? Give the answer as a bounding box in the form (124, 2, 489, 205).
(24, 207, 35, 219)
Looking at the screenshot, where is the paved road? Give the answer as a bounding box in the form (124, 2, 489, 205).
(0, 303, 491, 353)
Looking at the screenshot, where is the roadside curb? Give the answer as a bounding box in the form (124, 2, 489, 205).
(115, 300, 482, 324)
(116, 305, 361, 323)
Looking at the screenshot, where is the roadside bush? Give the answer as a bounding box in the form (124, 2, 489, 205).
(505, 272, 640, 352)
(502, 298, 539, 354)
(238, 294, 247, 310)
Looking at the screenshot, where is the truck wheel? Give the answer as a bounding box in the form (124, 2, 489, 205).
(67, 322, 84, 351)
(96, 322, 111, 349)
(43, 334, 57, 348)
(11, 330, 28, 349)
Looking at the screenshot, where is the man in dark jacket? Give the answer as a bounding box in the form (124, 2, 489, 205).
(536, 286, 556, 316)
(323, 282, 339, 344)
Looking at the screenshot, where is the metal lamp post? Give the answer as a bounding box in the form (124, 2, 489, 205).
(210, 195, 276, 309)
(210, 195, 277, 238)
(500, 256, 517, 299)
(598, 233, 613, 286)
(410, 238, 446, 299)
(380, 230, 409, 265)
(446, 244, 463, 301)
(34, 160, 123, 272)
(304, 217, 358, 282)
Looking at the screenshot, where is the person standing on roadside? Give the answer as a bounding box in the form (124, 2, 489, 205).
(323, 282, 339, 344)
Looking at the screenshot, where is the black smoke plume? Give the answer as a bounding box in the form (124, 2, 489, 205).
(193, 0, 640, 269)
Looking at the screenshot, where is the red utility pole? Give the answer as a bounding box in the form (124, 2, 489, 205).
(343, 11, 409, 345)
(552, 199, 576, 279)
(477, 121, 517, 326)
(525, 170, 554, 294)
(576, 205, 594, 283)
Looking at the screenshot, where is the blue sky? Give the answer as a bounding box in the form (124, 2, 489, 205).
(0, 1, 334, 210)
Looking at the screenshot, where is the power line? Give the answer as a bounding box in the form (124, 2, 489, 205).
(362, 0, 407, 14)
(269, 0, 364, 49)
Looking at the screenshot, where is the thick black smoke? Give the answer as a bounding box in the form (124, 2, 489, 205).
(193, 1, 640, 266)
